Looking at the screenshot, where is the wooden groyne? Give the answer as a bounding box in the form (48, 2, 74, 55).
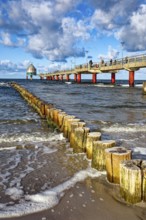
(11, 82, 146, 205)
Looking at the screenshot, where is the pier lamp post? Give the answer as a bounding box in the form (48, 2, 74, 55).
(70, 60, 73, 70)
(85, 50, 89, 64)
(121, 41, 125, 66)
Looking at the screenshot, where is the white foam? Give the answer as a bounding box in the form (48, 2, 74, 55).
(0, 168, 105, 218)
(94, 84, 114, 88)
(102, 123, 146, 133)
(120, 84, 129, 87)
(0, 147, 16, 151)
(0, 82, 10, 87)
(135, 84, 143, 87)
(133, 147, 146, 155)
(5, 187, 23, 200)
(0, 132, 65, 144)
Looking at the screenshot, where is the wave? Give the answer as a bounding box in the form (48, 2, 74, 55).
(102, 123, 146, 133)
(0, 168, 105, 218)
(0, 132, 65, 145)
(0, 82, 10, 87)
(94, 83, 114, 88)
(0, 119, 39, 125)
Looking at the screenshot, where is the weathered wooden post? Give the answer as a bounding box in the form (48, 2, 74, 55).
(67, 118, 80, 139)
(49, 108, 55, 121)
(62, 115, 76, 137)
(73, 127, 85, 153)
(105, 147, 131, 184)
(58, 112, 67, 129)
(86, 132, 101, 159)
(142, 160, 146, 202)
(82, 127, 90, 151)
(45, 104, 54, 116)
(120, 160, 142, 204)
(53, 109, 62, 125)
(92, 140, 116, 171)
(70, 122, 86, 148)
(142, 82, 146, 94)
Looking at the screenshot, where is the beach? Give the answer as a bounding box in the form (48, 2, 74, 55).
(0, 79, 146, 219)
(2, 177, 145, 220)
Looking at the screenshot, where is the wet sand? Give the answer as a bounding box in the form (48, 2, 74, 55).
(1, 177, 146, 220)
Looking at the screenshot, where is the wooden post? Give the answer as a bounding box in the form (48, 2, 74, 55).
(142, 82, 146, 95)
(58, 112, 67, 129)
(92, 140, 116, 171)
(67, 118, 80, 140)
(82, 127, 90, 151)
(73, 127, 85, 153)
(53, 109, 62, 125)
(86, 132, 101, 159)
(70, 122, 86, 148)
(120, 160, 142, 204)
(142, 161, 146, 202)
(61, 115, 75, 136)
(105, 147, 131, 184)
(73, 127, 90, 153)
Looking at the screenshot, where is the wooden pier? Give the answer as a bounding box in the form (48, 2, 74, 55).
(39, 54, 146, 86)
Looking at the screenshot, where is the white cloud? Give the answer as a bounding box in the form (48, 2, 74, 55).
(0, 32, 14, 46)
(115, 4, 146, 51)
(0, 0, 145, 63)
(98, 45, 119, 60)
(0, 0, 87, 61)
(0, 60, 31, 73)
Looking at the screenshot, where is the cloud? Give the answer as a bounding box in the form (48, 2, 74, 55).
(90, 0, 142, 31)
(0, 60, 31, 73)
(0, 0, 87, 61)
(98, 45, 119, 60)
(0, 59, 62, 75)
(0, 0, 146, 62)
(115, 4, 146, 51)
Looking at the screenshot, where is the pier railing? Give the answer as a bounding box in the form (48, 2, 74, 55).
(39, 53, 146, 77)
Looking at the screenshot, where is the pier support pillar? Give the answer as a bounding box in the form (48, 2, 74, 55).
(60, 75, 63, 81)
(129, 71, 135, 87)
(111, 73, 116, 84)
(92, 73, 97, 84)
(77, 73, 81, 83)
(74, 74, 77, 82)
(26, 75, 28, 80)
(56, 75, 59, 81)
(66, 74, 70, 81)
(52, 76, 55, 80)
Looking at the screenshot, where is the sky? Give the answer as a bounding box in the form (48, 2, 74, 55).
(0, 0, 146, 79)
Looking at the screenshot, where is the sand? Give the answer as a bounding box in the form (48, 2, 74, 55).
(1, 176, 145, 220)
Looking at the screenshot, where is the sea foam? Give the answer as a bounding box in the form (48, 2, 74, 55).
(0, 168, 104, 218)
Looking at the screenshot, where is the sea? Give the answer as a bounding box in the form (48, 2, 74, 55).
(0, 78, 146, 218)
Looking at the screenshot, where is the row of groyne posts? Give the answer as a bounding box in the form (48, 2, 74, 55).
(11, 82, 146, 205)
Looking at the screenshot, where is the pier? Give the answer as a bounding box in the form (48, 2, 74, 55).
(39, 54, 146, 86)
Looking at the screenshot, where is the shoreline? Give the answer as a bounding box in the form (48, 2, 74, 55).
(1, 177, 145, 220)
